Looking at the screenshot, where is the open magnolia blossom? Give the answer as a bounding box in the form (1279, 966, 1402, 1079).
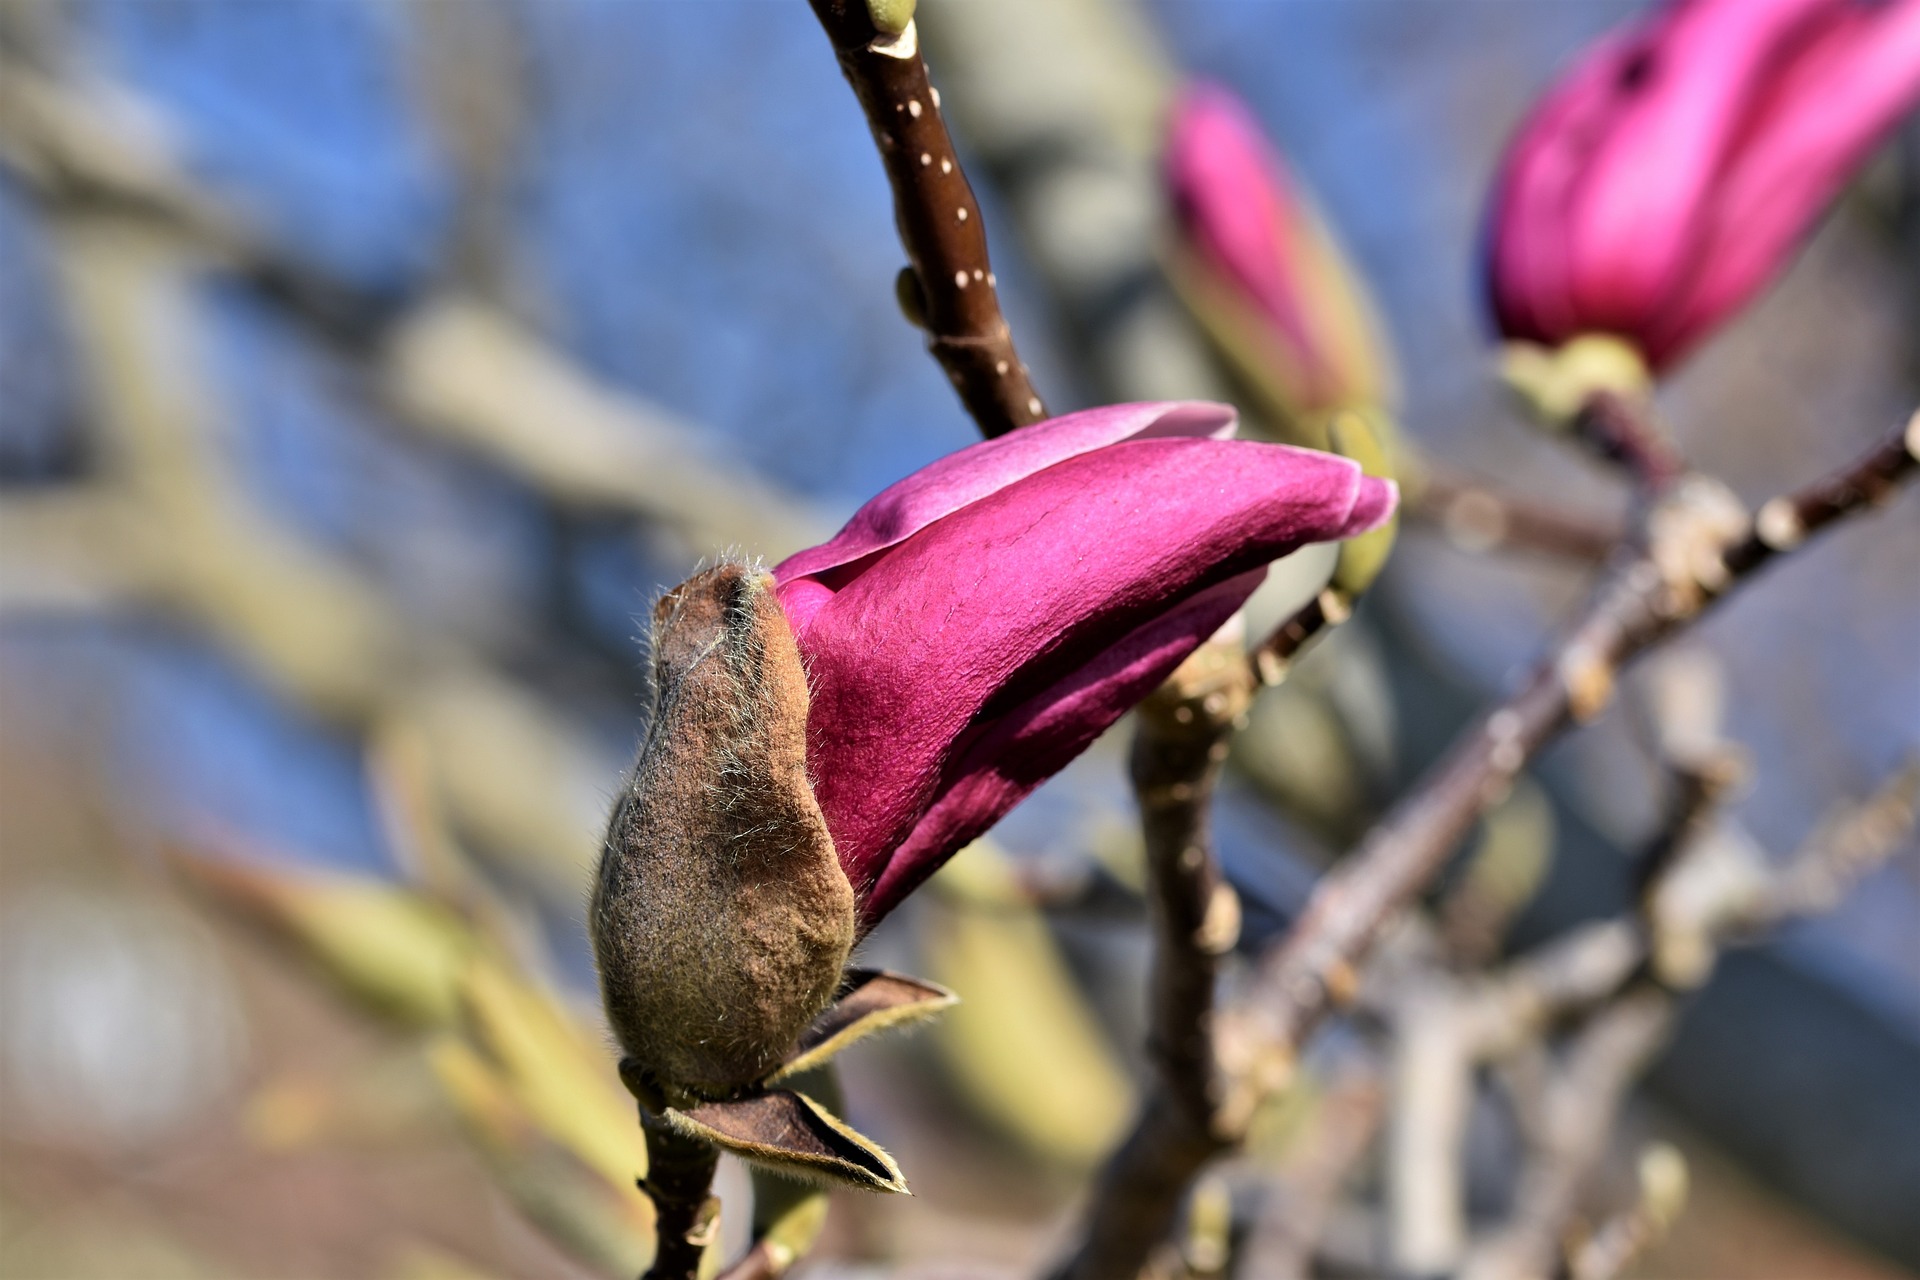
(1485, 0, 1920, 375)
(1164, 82, 1396, 437)
(771, 400, 1393, 925)
(590, 401, 1394, 1184)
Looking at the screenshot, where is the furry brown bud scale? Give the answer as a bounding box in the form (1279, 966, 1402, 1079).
(592, 562, 855, 1099)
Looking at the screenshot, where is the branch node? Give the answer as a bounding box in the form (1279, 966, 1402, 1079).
(869, 19, 916, 58)
(1753, 497, 1804, 551)
(1196, 882, 1242, 955)
(1557, 645, 1615, 723)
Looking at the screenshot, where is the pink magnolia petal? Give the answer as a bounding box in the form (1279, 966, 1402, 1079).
(773, 401, 1234, 594)
(1342, 462, 1398, 532)
(1486, 0, 1920, 368)
(857, 570, 1264, 924)
(781, 436, 1393, 904)
(1650, 0, 1920, 361)
(1565, 0, 1836, 331)
(1489, 26, 1645, 344)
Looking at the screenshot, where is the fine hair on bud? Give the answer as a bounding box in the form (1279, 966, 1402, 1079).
(592, 560, 855, 1100)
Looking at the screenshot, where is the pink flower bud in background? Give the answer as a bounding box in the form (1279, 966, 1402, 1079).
(1485, 0, 1920, 373)
(1164, 83, 1398, 435)
(775, 401, 1395, 926)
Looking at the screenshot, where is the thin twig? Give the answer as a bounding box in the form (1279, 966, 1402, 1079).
(1570, 391, 1686, 492)
(803, 0, 1045, 438)
(1229, 414, 1918, 1090)
(1056, 637, 1255, 1280)
(1566, 1144, 1690, 1280)
(1763, 759, 1920, 920)
(1386, 972, 1477, 1275)
(1571, 1215, 1654, 1280)
(1239, 1055, 1387, 1280)
(1632, 746, 1747, 895)
(1457, 991, 1674, 1280)
(1463, 748, 1916, 1280)
(1373, 914, 1645, 1277)
(639, 1111, 722, 1280)
(1726, 414, 1920, 576)
(1250, 586, 1353, 688)
(1410, 465, 1625, 563)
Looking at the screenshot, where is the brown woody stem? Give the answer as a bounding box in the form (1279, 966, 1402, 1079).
(1571, 391, 1686, 492)
(1064, 414, 1917, 1277)
(1054, 640, 1254, 1279)
(1250, 586, 1353, 688)
(1230, 413, 1918, 1115)
(1410, 465, 1625, 563)
(639, 1110, 721, 1280)
(804, 0, 1045, 438)
(1059, 580, 1379, 1275)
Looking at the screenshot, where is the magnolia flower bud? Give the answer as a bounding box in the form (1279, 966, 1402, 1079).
(1163, 83, 1398, 441)
(1484, 0, 1920, 372)
(773, 402, 1396, 926)
(592, 563, 855, 1100)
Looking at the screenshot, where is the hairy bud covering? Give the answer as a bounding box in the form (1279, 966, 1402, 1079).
(592, 563, 855, 1099)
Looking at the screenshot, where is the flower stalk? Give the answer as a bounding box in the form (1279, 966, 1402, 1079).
(638, 1111, 722, 1280)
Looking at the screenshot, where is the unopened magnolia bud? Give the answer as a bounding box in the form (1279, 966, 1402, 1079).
(1325, 408, 1398, 597)
(592, 563, 854, 1100)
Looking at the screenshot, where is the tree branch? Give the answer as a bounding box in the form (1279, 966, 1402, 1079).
(1457, 992, 1675, 1280)
(1571, 391, 1686, 492)
(1250, 587, 1352, 688)
(1047, 415, 1919, 1276)
(1409, 465, 1624, 563)
(1054, 637, 1254, 1280)
(1726, 413, 1920, 576)
(1565, 1144, 1690, 1280)
(1057, 573, 1386, 1278)
(1228, 413, 1918, 1093)
(804, 0, 1045, 438)
(639, 1111, 722, 1280)
(1238, 1053, 1387, 1280)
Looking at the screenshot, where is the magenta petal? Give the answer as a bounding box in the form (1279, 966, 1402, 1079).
(1650, 0, 1920, 362)
(857, 570, 1264, 925)
(773, 402, 1235, 588)
(782, 435, 1392, 908)
(1488, 26, 1645, 345)
(1340, 465, 1397, 535)
(1564, 0, 1833, 333)
(1485, 0, 1920, 369)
